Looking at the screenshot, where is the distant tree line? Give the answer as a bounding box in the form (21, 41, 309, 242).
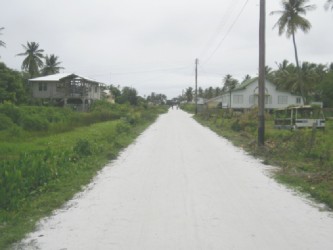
(181, 0, 333, 107)
(182, 61, 333, 107)
(1, 0, 333, 106)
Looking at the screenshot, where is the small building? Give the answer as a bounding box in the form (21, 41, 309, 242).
(205, 78, 304, 110)
(103, 89, 115, 104)
(29, 73, 104, 111)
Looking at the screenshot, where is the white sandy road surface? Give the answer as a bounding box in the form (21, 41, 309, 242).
(16, 109, 333, 250)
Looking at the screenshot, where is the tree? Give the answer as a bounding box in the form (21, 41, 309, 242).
(17, 42, 44, 78)
(222, 74, 239, 108)
(272, 60, 298, 91)
(243, 74, 251, 82)
(185, 87, 193, 102)
(109, 84, 121, 100)
(198, 87, 204, 97)
(265, 66, 275, 81)
(204, 86, 214, 99)
(42, 54, 64, 75)
(214, 87, 221, 97)
(325, 0, 333, 10)
(117, 87, 138, 105)
(146, 92, 167, 105)
(222, 74, 238, 92)
(318, 71, 333, 107)
(0, 62, 26, 104)
(270, 0, 316, 104)
(272, 60, 328, 102)
(0, 27, 5, 48)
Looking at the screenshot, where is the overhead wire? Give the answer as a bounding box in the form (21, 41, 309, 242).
(199, 0, 241, 59)
(88, 64, 192, 78)
(201, 0, 251, 64)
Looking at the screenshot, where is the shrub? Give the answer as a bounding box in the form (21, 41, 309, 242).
(0, 113, 14, 130)
(21, 114, 49, 131)
(0, 102, 22, 124)
(231, 119, 242, 131)
(73, 139, 92, 156)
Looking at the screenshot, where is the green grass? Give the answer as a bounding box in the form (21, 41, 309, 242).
(0, 105, 167, 249)
(193, 108, 333, 210)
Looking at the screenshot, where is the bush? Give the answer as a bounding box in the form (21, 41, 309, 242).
(0, 102, 22, 124)
(0, 113, 14, 130)
(73, 139, 92, 156)
(230, 119, 242, 131)
(21, 114, 49, 131)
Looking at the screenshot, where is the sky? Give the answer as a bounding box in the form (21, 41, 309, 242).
(1, 0, 332, 99)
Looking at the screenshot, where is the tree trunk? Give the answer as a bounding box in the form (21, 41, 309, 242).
(292, 32, 306, 104)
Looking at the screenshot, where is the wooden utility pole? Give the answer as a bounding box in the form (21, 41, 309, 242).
(195, 58, 199, 115)
(258, 0, 266, 146)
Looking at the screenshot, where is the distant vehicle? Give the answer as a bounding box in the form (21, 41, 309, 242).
(274, 106, 325, 130)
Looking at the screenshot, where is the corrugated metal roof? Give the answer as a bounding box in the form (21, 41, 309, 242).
(29, 73, 76, 82)
(29, 73, 101, 84)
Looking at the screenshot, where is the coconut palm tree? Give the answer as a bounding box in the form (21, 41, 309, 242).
(42, 54, 64, 75)
(17, 42, 44, 77)
(242, 74, 251, 82)
(0, 27, 5, 48)
(222, 74, 239, 108)
(270, 0, 316, 104)
(325, 0, 333, 10)
(272, 61, 298, 92)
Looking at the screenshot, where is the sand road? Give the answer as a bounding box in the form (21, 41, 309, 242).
(16, 109, 333, 250)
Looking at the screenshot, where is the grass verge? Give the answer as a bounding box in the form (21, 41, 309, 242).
(188, 106, 333, 210)
(0, 106, 167, 249)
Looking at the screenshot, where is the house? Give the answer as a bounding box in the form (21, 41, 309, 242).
(29, 73, 104, 111)
(103, 89, 115, 104)
(205, 78, 304, 110)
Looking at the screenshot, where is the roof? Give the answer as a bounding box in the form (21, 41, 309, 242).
(29, 73, 101, 84)
(233, 77, 258, 91)
(29, 73, 75, 82)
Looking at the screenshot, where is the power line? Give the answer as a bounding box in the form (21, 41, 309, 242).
(202, 0, 251, 64)
(88, 64, 192, 78)
(199, 0, 241, 59)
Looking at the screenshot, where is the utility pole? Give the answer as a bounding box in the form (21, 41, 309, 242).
(195, 58, 199, 115)
(258, 0, 266, 146)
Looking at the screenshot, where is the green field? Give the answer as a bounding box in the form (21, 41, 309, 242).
(0, 103, 167, 249)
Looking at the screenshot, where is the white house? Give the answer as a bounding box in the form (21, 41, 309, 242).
(206, 78, 304, 110)
(29, 73, 104, 111)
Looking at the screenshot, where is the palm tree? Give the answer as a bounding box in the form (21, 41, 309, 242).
(42, 54, 64, 75)
(222, 74, 239, 108)
(270, 0, 316, 104)
(185, 87, 193, 102)
(0, 27, 5, 48)
(17, 42, 44, 77)
(243, 74, 251, 82)
(325, 0, 333, 10)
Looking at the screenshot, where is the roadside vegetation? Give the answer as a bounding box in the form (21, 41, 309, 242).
(0, 100, 167, 249)
(182, 104, 333, 210)
(0, 28, 170, 249)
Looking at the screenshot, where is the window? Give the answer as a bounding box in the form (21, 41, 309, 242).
(38, 82, 47, 91)
(233, 95, 243, 104)
(249, 95, 254, 104)
(249, 95, 271, 105)
(296, 97, 301, 104)
(265, 95, 272, 104)
(278, 96, 288, 104)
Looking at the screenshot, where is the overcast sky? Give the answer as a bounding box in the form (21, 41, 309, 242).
(1, 0, 332, 98)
